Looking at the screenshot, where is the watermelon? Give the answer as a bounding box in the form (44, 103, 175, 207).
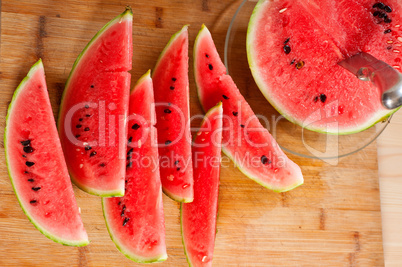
(102, 71, 167, 263)
(181, 102, 223, 267)
(58, 8, 133, 196)
(152, 25, 194, 202)
(247, 0, 402, 134)
(4, 60, 88, 246)
(194, 25, 303, 192)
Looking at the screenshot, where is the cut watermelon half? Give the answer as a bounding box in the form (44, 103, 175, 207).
(58, 8, 133, 196)
(247, 0, 402, 134)
(181, 102, 223, 267)
(194, 25, 303, 192)
(103, 71, 167, 263)
(152, 25, 194, 202)
(4, 60, 88, 246)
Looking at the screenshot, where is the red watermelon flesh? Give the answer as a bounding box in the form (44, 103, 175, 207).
(152, 25, 194, 202)
(181, 102, 223, 267)
(58, 9, 133, 196)
(4, 60, 88, 246)
(103, 71, 167, 263)
(247, 0, 402, 134)
(194, 25, 303, 192)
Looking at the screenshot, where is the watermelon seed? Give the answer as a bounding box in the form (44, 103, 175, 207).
(170, 86, 175, 90)
(21, 140, 31, 146)
(232, 111, 238, 116)
(208, 64, 213, 70)
(85, 114, 91, 117)
(387, 46, 393, 50)
(126, 162, 132, 168)
(79, 118, 83, 122)
(84, 127, 90, 131)
(123, 217, 129, 226)
(261, 155, 270, 165)
(90, 151, 97, 157)
(378, 12, 386, 19)
(164, 109, 172, 114)
(132, 123, 140, 130)
(284, 38, 290, 44)
(127, 148, 134, 154)
(121, 205, 126, 217)
(373, 2, 385, 9)
(373, 11, 380, 17)
(22, 155, 27, 158)
(165, 140, 172, 145)
(76, 124, 82, 128)
(30, 200, 37, 205)
(283, 45, 291, 54)
(205, 53, 209, 58)
(182, 184, 189, 189)
(85, 104, 89, 109)
(384, 29, 392, 34)
(290, 59, 295, 65)
(174, 160, 179, 165)
(296, 61, 305, 69)
(100, 163, 106, 167)
(172, 77, 177, 81)
(240, 124, 245, 128)
(314, 96, 319, 102)
(127, 156, 131, 160)
(32, 187, 41, 191)
(26, 161, 35, 167)
(320, 94, 327, 103)
(90, 85, 94, 88)
(177, 167, 181, 171)
(384, 17, 392, 23)
(222, 95, 229, 100)
(118, 201, 121, 206)
(128, 136, 133, 143)
(85, 145, 92, 151)
(385, 6, 392, 13)
(75, 134, 80, 138)
(24, 171, 28, 174)
(28, 178, 34, 182)
(23, 146, 34, 153)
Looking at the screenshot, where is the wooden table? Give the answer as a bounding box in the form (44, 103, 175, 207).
(0, 0, 400, 266)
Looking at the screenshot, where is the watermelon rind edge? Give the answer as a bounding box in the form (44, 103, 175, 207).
(101, 198, 168, 263)
(4, 59, 89, 247)
(57, 8, 132, 197)
(246, 0, 400, 135)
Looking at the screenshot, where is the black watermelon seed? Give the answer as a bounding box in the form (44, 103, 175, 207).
(85, 114, 91, 117)
(177, 167, 181, 171)
(28, 178, 34, 182)
(126, 156, 131, 160)
(123, 217, 129, 226)
(165, 140, 172, 145)
(164, 109, 172, 114)
(284, 45, 291, 54)
(126, 162, 132, 168)
(75, 134, 81, 138)
(170, 86, 175, 90)
(385, 5, 392, 13)
(314, 96, 319, 102)
(32, 186, 41, 191)
(26, 161, 35, 167)
(172, 77, 177, 81)
(174, 160, 180, 165)
(232, 111, 238, 116)
(379, 12, 387, 19)
(387, 46, 393, 50)
(128, 136, 133, 143)
(21, 140, 31, 146)
(374, 2, 385, 9)
(84, 127, 90, 131)
(118, 201, 121, 206)
(208, 64, 213, 70)
(85, 145, 92, 151)
(30, 200, 37, 204)
(22, 155, 27, 158)
(284, 37, 290, 44)
(23, 146, 34, 153)
(222, 95, 229, 100)
(76, 124, 82, 128)
(85, 104, 89, 109)
(384, 29, 392, 34)
(373, 11, 380, 17)
(205, 53, 209, 58)
(132, 123, 140, 130)
(90, 85, 94, 88)
(261, 155, 270, 165)
(100, 163, 106, 167)
(127, 148, 133, 154)
(384, 17, 392, 23)
(79, 118, 83, 122)
(24, 171, 29, 174)
(90, 151, 97, 157)
(320, 94, 327, 103)
(240, 124, 245, 128)
(121, 205, 126, 217)
(290, 59, 296, 65)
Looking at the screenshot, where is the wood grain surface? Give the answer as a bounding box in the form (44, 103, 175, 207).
(0, 0, 385, 266)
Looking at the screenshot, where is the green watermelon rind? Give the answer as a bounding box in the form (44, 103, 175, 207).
(101, 199, 168, 263)
(180, 102, 223, 267)
(152, 25, 194, 203)
(4, 59, 89, 247)
(246, 0, 400, 135)
(57, 8, 133, 197)
(194, 25, 303, 193)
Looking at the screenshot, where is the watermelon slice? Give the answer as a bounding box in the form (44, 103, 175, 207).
(103, 71, 167, 263)
(4, 60, 88, 246)
(58, 8, 133, 196)
(152, 25, 194, 202)
(181, 102, 223, 267)
(194, 25, 303, 192)
(247, 0, 402, 134)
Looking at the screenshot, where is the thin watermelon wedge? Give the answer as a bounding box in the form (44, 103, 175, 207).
(4, 60, 89, 246)
(152, 25, 194, 203)
(103, 71, 167, 263)
(58, 8, 133, 197)
(194, 25, 303, 192)
(181, 102, 223, 267)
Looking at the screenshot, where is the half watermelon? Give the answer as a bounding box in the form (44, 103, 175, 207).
(247, 0, 402, 134)
(103, 71, 167, 263)
(58, 8, 133, 196)
(194, 25, 303, 192)
(181, 102, 223, 267)
(4, 60, 89, 246)
(152, 25, 194, 202)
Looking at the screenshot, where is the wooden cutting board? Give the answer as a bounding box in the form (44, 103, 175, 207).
(0, 0, 384, 266)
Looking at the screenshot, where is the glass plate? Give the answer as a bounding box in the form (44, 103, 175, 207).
(224, 0, 392, 162)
